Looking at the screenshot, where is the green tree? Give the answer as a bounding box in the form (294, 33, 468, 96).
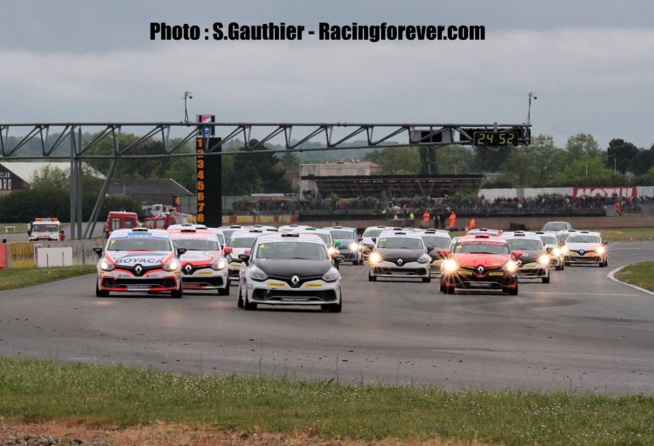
(364, 147, 420, 174)
(564, 133, 602, 165)
(499, 135, 566, 186)
(433, 145, 475, 174)
(627, 145, 654, 176)
(606, 139, 639, 174)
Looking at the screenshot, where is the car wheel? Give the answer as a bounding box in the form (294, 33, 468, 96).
(542, 275, 550, 284)
(237, 285, 245, 308)
(422, 276, 431, 283)
(171, 283, 183, 299)
(95, 282, 108, 298)
(508, 283, 519, 296)
(324, 299, 342, 313)
(243, 292, 257, 311)
(368, 271, 376, 282)
(218, 284, 230, 296)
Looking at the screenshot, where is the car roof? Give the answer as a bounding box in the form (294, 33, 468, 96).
(456, 234, 508, 244)
(230, 229, 274, 238)
(256, 232, 328, 244)
(501, 231, 542, 239)
(377, 230, 425, 239)
(167, 228, 219, 238)
(109, 227, 170, 237)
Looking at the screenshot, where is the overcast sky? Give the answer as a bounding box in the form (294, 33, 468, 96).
(2, 0, 654, 150)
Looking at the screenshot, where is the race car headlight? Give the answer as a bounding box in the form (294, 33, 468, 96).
(328, 246, 339, 257)
(560, 246, 569, 254)
(322, 268, 341, 282)
(163, 258, 181, 272)
(211, 259, 227, 270)
(552, 247, 561, 256)
(348, 242, 360, 251)
(369, 252, 382, 265)
(442, 259, 459, 273)
(250, 266, 268, 281)
(504, 260, 518, 273)
(98, 259, 115, 271)
(596, 246, 606, 255)
(538, 254, 550, 265)
(418, 254, 431, 264)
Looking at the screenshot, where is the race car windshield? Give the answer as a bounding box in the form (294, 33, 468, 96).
(172, 239, 220, 251)
(539, 235, 558, 245)
(363, 229, 384, 238)
(567, 235, 601, 244)
(108, 237, 172, 251)
(421, 236, 451, 248)
(302, 232, 331, 244)
(377, 237, 424, 249)
(330, 230, 355, 240)
(256, 241, 329, 260)
(455, 242, 510, 254)
(229, 237, 258, 248)
(506, 239, 543, 251)
(32, 224, 59, 232)
(543, 222, 569, 231)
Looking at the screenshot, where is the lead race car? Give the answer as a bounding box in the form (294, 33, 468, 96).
(439, 234, 519, 295)
(93, 227, 185, 298)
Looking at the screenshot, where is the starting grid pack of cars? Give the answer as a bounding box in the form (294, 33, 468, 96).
(93, 221, 608, 310)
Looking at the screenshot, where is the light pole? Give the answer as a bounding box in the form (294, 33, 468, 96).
(183, 91, 193, 123)
(527, 91, 537, 124)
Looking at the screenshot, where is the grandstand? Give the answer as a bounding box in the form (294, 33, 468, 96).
(302, 174, 485, 199)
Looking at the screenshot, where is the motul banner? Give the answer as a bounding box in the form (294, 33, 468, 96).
(572, 186, 637, 198)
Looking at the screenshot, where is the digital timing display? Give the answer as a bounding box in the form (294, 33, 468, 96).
(473, 131, 519, 147)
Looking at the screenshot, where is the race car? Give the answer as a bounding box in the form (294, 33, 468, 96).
(563, 231, 608, 267)
(534, 230, 565, 271)
(237, 232, 342, 312)
(323, 225, 363, 265)
(415, 228, 452, 277)
(439, 234, 519, 295)
(502, 231, 551, 283)
(93, 227, 184, 298)
(368, 230, 432, 283)
(168, 227, 232, 295)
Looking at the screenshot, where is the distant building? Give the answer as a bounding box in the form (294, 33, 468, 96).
(106, 178, 194, 209)
(300, 161, 379, 197)
(0, 162, 103, 196)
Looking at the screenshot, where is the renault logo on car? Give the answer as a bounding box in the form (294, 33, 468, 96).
(134, 264, 143, 276)
(184, 264, 193, 275)
(397, 258, 403, 266)
(477, 265, 484, 274)
(291, 275, 300, 286)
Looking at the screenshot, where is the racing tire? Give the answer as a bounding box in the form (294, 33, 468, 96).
(95, 282, 109, 298)
(237, 286, 245, 308)
(445, 285, 455, 294)
(218, 285, 230, 296)
(171, 283, 183, 299)
(243, 293, 257, 311)
(542, 275, 550, 284)
(508, 283, 519, 296)
(368, 271, 377, 282)
(323, 300, 342, 313)
(422, 276, 431, 283)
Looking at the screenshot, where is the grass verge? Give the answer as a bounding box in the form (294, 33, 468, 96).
(0, 265, 96, 291)
(0, 358, 653, 445)
(614, 262, 654, 292)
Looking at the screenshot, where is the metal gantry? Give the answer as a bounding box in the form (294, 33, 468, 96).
(0, 121, 531, 239)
